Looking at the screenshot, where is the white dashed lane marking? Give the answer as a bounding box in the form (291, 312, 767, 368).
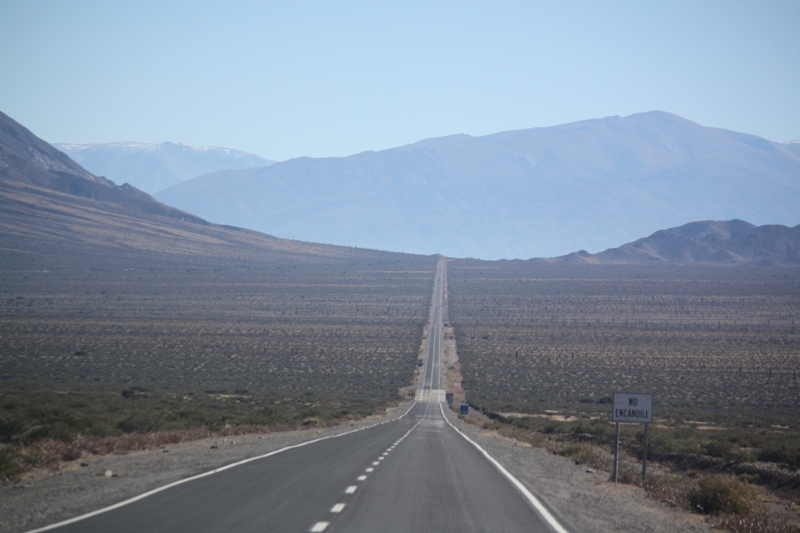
(307, 413, 423, 532)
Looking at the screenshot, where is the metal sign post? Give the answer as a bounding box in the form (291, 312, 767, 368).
(611, 392, 654, 482)
(612, 421, 621, 482)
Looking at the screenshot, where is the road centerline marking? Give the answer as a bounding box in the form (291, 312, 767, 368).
(310, 521, 329, 532)
(330, 504, 345, 513)
(345, 485, 358, 494)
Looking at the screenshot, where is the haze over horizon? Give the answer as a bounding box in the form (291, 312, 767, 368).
(1, 1, 798, 161)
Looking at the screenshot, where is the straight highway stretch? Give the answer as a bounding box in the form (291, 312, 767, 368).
(419, 258, 445, 402)
(31, 260, 568, 533)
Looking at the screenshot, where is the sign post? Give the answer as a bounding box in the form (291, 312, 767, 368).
(611, 392, 654, 482)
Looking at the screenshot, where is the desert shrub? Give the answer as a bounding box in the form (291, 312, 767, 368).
(115, 414, 162, 433)
(0, 445, 24, 482)
(646, 429, 705, 455)
(705, 439, 752, 462)
(481, 420, 502, 431)
(614, 465, 641, 485)
(0, 416, 24, 443)
(19, 419, 84, 444)
(40, 439, 83, 462)
(557, 443, 594, 463)
(688, 475, 760, 515)
(758, 442, 800, 471)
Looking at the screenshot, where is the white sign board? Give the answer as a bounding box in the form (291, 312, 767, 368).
(612, 393, 653, 424)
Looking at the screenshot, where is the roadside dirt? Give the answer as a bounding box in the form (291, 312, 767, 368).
(443, 326, 466, 404)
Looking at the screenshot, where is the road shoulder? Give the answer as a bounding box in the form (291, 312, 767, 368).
(439, 405, 711, 533)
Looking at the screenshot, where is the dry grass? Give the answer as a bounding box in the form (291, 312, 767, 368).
(689, 474, 761, 515)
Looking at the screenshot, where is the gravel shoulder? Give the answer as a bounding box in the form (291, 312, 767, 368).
(440, 405, 711, 533)
(1, 401, 710, 533)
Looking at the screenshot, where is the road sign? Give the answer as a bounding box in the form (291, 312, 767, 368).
(460, 404, 469, 415)
(612, 393, 653, 424)
(611, 392, 654, 483)
(446, 392, 454, 404)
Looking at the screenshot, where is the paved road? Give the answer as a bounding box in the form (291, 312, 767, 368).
(34, 260, 568, 533)
(419, 259, 445, 402)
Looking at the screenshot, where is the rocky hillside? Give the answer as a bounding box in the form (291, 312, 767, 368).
(556, 220, 800, 266)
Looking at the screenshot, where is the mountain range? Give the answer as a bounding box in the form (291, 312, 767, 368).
(554, 219, 800, 266)
(55, 141, 273, 194)
(3, 109, 800, 268)
(153, 111, 800, 260)
(0, 109, 410, 268)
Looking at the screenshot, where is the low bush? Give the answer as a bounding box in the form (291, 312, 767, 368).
(688, 475, 760, 516)
(758, 442, 800, 471)
(557, 443, 595, 464)
(705, 439, 752, 463)
(0, 445, 24, 482)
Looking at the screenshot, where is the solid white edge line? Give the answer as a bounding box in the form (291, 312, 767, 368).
(438, 402, 570, 533)
(24, 401, 420, 533)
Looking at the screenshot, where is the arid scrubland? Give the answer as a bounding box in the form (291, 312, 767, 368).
(448, 261, 799, 417)
(0, 233, 437, 480)
(448, 260, 800, 530)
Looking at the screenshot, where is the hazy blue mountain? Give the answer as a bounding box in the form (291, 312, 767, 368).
(155, 111, 800, 259)
(55, 141, 274, 194)
(783, 140, 800, 159)
(555, 220, 800, 266)
(0, 110, 204, 223)
(2, 110, 426, 265)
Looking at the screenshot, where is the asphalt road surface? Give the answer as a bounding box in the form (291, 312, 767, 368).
(32, 260, 568, 533)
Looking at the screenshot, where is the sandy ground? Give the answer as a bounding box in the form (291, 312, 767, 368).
(0, 401, 711, 533)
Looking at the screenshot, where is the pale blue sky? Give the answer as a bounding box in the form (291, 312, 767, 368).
(1, 0, 798, 161)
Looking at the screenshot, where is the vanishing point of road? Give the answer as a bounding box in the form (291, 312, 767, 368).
(31, 260, 569, 533)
